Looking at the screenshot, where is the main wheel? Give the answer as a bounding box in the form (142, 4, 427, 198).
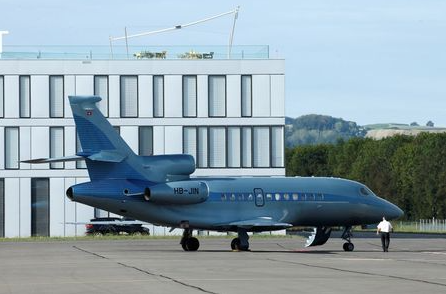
(343, 242, 354, 252)
(184, 237, 200, 251)
(231, 238, 241, 250)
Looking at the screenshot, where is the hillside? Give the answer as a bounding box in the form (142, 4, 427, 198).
(285, 114, 366, 147)
(285, 115, 446, 146)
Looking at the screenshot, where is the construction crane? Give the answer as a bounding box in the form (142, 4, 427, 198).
(109, 7, 240, 59)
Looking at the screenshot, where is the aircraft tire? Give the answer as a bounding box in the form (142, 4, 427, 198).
(231, 238, 241, 250)
(343, 242, 354, 252)
(185, 237, 200, 251)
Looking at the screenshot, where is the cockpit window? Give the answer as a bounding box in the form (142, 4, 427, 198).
(360, 187, 369, 196)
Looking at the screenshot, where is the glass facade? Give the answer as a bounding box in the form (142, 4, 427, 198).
(120, 76, 138, 117)
(49, 76, 64, 118)
(31, 178, 50, 237)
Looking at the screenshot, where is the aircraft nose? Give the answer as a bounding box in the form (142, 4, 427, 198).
(384, 202, 404, 220)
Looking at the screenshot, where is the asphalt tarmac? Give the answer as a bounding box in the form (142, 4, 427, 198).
(0, 236, 446, 294)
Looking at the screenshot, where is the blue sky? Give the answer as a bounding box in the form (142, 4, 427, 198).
(1, 0, 445, 126)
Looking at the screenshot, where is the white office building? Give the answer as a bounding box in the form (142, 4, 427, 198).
(0, 45, 285, 237)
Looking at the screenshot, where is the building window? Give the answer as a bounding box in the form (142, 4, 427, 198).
(183, 75, 197, 117)
(241, 75, 252, 117)
(197, 127, 208, 168)
(0, 76, 4, 118)
(94, 75, 109, 117)
(183, 127, 197, 162)
(253, 127, 270, 167)
(153, 75, 164, 118)
(271, 126, 284, 167)
(19, 75, 31, 118)
(242, 127, 252, 168)
(31, 178, 50, 237)
(75, 130, 86, 169)
(50, 127, 64, 169)
(208, 75, 226, 117)
(138, 126, 153, 156)
(209, 127, 226, 168)
(227, 127, 241, 167)
(0, 178, 4, 238)
(120, 76, 138, 117)
(5, 127, 19, 169)
(49, 75, 64, 118)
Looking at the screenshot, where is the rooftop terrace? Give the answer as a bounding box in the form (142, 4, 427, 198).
(0, 45, 269, 60)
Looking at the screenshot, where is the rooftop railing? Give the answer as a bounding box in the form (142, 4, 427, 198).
(0, 45, 269, 60)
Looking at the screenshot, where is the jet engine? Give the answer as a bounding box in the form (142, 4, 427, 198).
(144, 181, 209, 205)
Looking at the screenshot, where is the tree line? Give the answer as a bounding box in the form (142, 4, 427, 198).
(285, 133, 446, 220)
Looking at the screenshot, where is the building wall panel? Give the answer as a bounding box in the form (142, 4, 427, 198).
(120, 126, 138, 154)
(227, 75, 241, 117)
(252, 75, 271, 117)
(64, 75, 75, 118)
(64, 126, 76, 170)
(19, 178, 31, 237)
(164, 126, 182, 154)
(75, 75, 93, 96)
(0, 127, 4, 169)
(50, 178, 65, 236)
(30, 75, 49, 118)
(138, 75, 153, 118)
(4, 75, 19, 118)
(197, 75, 208, 118)
(4, 178, 20, 237)
(270, 75, 285, 117)
(164, 75, 182, 118)
(19, 127, 31, 170)
(153, 126, 165, 155)
(108, 75, 120, 118)
(31, 127, 49, 170)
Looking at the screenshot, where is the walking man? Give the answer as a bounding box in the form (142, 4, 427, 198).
(377, 216, 393, 252)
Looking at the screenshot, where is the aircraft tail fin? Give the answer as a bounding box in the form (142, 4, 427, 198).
(69, 96, 147, 181)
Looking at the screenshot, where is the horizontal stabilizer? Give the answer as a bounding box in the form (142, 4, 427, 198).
(228, 217, 292, 230)
(22, 150, 126, 164)
(21, 155, 84, 164)
(87, 150, 126, 163)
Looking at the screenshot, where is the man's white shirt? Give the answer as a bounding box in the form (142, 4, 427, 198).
(377, 220, 393, 233)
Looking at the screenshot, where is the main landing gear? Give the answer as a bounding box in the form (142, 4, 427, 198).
(180, 228, 200, 251)
(341, 226, 354, 252)
(230, 229, 250, 251)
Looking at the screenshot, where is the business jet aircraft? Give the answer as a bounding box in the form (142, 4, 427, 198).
(24, 96, 403, 251)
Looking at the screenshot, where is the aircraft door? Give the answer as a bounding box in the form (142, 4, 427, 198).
(254, 188, 265, 207)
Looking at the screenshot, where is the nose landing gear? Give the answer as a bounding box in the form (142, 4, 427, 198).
(341, 226, 354, 252)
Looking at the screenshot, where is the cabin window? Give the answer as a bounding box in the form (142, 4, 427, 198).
(316, 193, 324, 201)
(308, 193, 315, 201)
(292, 193, 298, 201)
(266, 193, 272, 201)
(248, 194, 253, 201)
(230, 193, 236, 201)
(221, 194, 227, 201)
(284, 193, 290, 201)
(275, 193, 281, 201)
(238, 194, 244, 201)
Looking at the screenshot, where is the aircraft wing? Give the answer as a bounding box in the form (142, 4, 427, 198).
(225, 217, 292, 230)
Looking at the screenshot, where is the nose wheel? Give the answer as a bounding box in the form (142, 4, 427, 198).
(180, 228, 200, 251)
(341, 226, 355, 252)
